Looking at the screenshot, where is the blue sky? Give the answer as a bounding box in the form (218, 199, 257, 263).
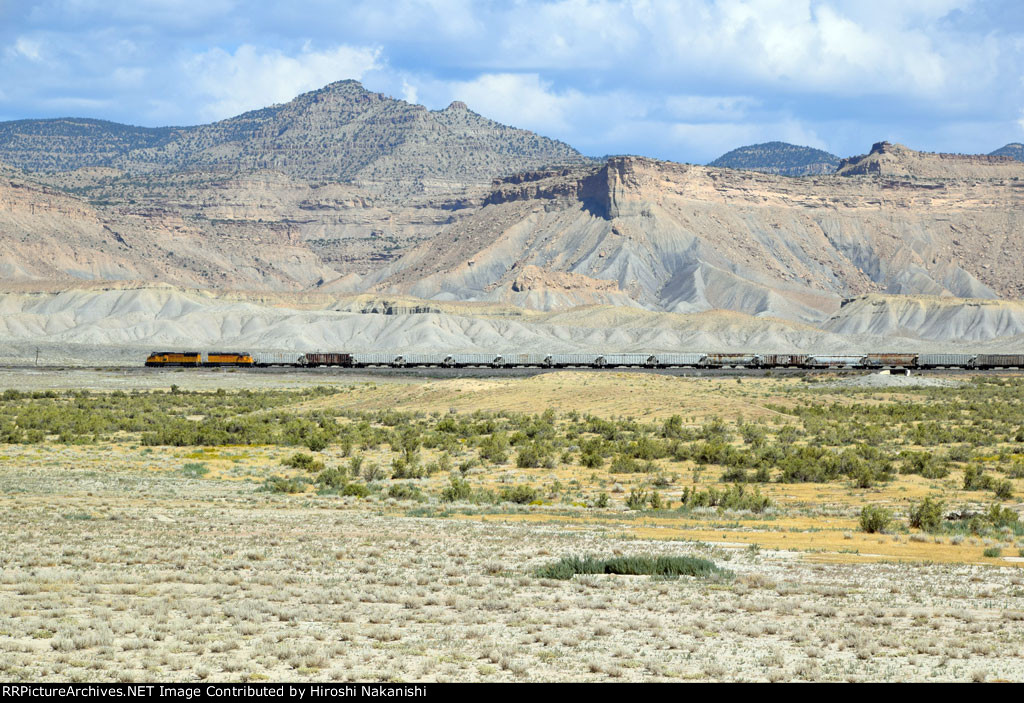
(0, 0, 1022, 163)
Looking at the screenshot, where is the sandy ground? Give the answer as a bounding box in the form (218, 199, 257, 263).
(2, 466, 1023, 683)
(0, 366, 1010, 395)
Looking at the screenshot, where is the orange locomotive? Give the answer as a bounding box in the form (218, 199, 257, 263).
(145, 351, 254, 367)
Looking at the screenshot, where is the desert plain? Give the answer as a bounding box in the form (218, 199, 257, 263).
(1, 367, 1023, 682)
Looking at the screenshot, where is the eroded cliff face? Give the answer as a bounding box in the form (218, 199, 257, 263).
(2, 143, 1022, 325)
(367, 154, 1024, 322)
(0, 165, 486, 290)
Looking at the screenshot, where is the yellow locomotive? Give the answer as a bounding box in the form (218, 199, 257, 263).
(145, 351, 254, 367)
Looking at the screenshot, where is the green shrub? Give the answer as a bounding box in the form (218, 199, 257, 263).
(391, 456, 425, 479)
(341, 482, 370, 498)
(441, 477, 473, 503)
(580, 444, 604, 469)
(986, 503, 1019, 528)
(306, 433, 328, 452)
(262, 475, 310, 494)
(516, 443, 550, 469)
(899, 451, 948, 479)
(386, 484, 426, 502)
(535, 555, 727, 580)
(947, 445, 974, 462)
(181, 462, 208, 478)
(478, 433, 509, 464)
(908, 496, 944, 532)
(983, 546, 1002, 558)
(678, 484, 770, 513)
(282, 452, 324, 473)
(625, 488, 648, 510)
(859, 505, 893, 534)
(994, 479, 1014, 500)
(498, 485, 540, 504)
(361, 462, 386, 482)
(851, 465, 874, 488)
(315, 467, 348, 489)
(610, 454, 656, 473)
(963, 465, 994, 491)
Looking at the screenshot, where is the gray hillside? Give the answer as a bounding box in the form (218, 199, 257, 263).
(989, 143, 1024, 161)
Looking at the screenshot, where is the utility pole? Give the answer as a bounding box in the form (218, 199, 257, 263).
(35, 348, 39, 366)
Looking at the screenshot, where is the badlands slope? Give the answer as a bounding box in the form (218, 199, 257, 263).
(1, 288, 1021, 365)
(366, 153, 1024, 322)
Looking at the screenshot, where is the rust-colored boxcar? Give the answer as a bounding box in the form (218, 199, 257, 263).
(760, 354, 809, 367)
(864, 353, 919, 368)
(302, 353, 353, 367)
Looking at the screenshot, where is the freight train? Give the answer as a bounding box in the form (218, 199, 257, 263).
(144, 351, 1024, 370)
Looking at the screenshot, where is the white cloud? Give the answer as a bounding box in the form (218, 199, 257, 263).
(663, 96, 760, 121)
(111, 66, 146, 87)
(8, 36, 43, 61)
(1, 0, 1020, 160)
(29, 0, 240, 29)
(443, 73, 585, 134)
(669, 119, 828, 158)
(406, 0, 987, 100)
(400, 79, 418, 105)
(185, 43, 382, 121)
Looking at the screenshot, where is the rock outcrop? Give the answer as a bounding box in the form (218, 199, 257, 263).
(838, 141, 1024, 179)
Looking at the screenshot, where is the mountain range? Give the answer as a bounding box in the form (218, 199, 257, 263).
(1, 81, 1023, 355)
(0, 80, 590, 195)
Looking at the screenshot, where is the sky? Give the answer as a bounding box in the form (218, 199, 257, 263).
(0, 0, 1022, 164)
